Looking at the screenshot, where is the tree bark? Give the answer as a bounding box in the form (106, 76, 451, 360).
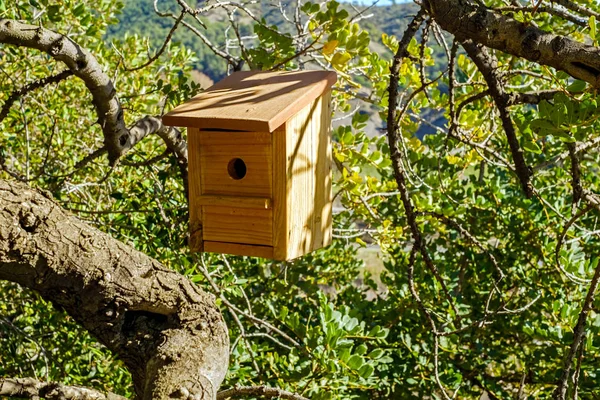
(426, 0, 600, 87)
(0, 179, 229, 399)
(0, 377, 127, 400)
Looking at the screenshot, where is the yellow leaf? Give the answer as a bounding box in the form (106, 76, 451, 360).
(322, 40, 339, 56)
(446, 155, 461, 165)
(331, 51, 352, 69)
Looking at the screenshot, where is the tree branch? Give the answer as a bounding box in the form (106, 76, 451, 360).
(0, 69, 73, 124)
(553, 250, 600, 399)
(462, 40, 533, 197)
(0, 180, 228, 400)
(0, 377, 126, 400)
(128, 116, 189, 198)
(386, 10, 459, 320)
(426, 0, 600, 87)
(550, 0, 600, 19)
(506, 90, 563, 106)
(0, 19, 151, 164)
(217, 385, 309, 400)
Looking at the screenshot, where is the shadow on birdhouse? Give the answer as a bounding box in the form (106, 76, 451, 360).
(163, 70, 337, 261)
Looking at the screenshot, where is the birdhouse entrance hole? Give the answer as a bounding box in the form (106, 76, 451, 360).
(228, 158, 247, 180)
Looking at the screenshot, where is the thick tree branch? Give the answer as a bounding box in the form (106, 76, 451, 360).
(0, 377, 126, 400)
(128, 116, 189, 198)
(0, 19, 152, 164)
(426, 0, 600, 87)
(0, 180, 228, 400)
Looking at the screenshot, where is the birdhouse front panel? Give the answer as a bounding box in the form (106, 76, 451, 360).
(163, 70, 336, 261)
(200, 130, 273, 247)
(187, 128, 275, 256)
(199, 131, 272, 197)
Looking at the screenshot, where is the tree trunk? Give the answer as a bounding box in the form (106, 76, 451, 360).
(0, 179, 229, 399)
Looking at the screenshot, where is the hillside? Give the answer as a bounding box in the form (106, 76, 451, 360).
(106, 0, 447, 137)
(106, 0, 427, 82)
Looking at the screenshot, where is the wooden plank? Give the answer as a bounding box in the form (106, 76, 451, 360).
(162, 71, 337, 132)
(272, 125, 288, 260)
(199, 130, 272, 197)
(203, 206, 273, 246)
(314, 90, 333, 249)
(197, 194, 271, 209)
(187, 128, 204, 252)
(285, 96, 317, 259)
(284, 92, 333, 260)
(204, 241, 274, 259)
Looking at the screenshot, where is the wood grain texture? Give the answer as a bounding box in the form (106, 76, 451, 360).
(199, 130, 272, 197)
(316, 91, 333, 249)
(204, 241, 274, 259)
(197, 195, 271, 209)
(278, 90, 333, 260)
(162, 70, 337, 132)
(203, 206, 273, 246)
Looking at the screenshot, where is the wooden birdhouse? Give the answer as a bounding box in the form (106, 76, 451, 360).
(163, 70, 337, 261)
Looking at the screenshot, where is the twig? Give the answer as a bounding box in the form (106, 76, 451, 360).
(124, 11, 185, 72)
(0, 69, 72, 124)
(553, 255, 600, 399)
(386, 8, 459, 321)
(217, 385, 308, 400)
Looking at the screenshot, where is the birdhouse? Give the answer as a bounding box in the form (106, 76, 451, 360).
(163, 70, 337, 261)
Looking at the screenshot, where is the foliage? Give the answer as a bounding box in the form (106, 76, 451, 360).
(3, 0, 600, 399)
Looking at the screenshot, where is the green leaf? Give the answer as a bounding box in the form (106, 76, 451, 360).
(355, 344, 368, 355)
(538, 100, 552, 118)
(347, 355, 364, 370)
(530, 119, 554, 129)
(523, 140, 542, 154)
(567, 80, 587, 93)
(367, 349, 384, 359)
(358, 364, 374, 378)
(72, 3, 86, 16)
(47, 4, 61, 21)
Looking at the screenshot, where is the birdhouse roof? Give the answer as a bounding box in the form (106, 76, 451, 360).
(162, 70, 337, 132)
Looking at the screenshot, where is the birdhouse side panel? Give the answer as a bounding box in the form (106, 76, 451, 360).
(280, 91, 333, 260)
(316, 91, 333, 249)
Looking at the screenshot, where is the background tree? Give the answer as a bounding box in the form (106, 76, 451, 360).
(2, 0, 600, 399)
